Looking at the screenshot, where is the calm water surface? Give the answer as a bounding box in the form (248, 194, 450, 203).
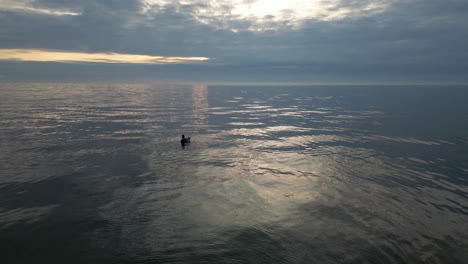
(0, 83, 467, 263)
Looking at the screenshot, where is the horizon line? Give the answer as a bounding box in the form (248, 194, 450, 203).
(1, 80, 466, 86)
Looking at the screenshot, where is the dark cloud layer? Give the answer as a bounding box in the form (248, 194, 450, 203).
(0, 0, 467, 83)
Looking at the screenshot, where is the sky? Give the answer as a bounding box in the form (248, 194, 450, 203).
(0, 0, 467, 84)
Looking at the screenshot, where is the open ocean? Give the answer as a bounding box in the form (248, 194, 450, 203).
(0, 83, 467, 263)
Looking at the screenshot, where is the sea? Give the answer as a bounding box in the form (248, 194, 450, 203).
(0, 83, 467, 263)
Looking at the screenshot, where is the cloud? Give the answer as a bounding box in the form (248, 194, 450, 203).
(0, 49, 210, 64)
(0, 0, 81, 15)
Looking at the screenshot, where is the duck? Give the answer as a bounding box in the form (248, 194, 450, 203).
(180, 134, 191, 144)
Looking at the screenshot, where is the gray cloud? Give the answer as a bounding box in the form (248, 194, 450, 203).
(0, 0, 467, 83)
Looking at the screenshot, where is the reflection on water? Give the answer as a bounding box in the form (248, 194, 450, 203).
(0, 83, 467, 263)
(191, 84, 209, 126)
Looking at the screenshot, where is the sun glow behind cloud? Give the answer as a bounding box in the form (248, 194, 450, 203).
(143, 0, 390, 31)
(0, 49, 210, 64)
(1, 0, 392, 31)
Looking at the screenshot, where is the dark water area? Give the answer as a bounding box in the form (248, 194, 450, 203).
(0, 83, 467, 263)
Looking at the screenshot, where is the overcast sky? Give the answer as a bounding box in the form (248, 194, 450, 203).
(0, 0, 467, 84)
